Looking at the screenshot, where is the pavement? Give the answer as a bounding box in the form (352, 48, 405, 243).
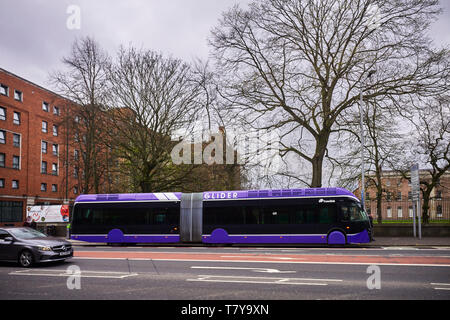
(64, 236, 450, 247)
(365, 236, 450, 247)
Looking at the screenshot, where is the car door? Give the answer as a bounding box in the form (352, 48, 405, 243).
(0, 229, 12, 260)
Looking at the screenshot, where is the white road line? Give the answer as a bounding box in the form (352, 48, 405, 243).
(430, 282, 450, 290)
(191, 266, 296, 273)
(9, 269, 138, 279)
(221, 255, 305, 260)
(186, 274, 342, 286)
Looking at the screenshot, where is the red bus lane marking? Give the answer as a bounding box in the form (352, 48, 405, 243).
(73, 251, 450, 266)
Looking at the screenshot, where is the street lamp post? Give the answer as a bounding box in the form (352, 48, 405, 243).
(359, 70, 376, 211)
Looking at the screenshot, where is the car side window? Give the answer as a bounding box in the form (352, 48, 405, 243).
(0, 229, 11, 241)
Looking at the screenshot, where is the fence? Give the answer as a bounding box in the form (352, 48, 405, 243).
(365, 198, 450, 223)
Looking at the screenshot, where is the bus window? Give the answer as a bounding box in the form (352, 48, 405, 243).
(154, 213, 166, 224)
(244, 207, 259, 224)
(319, 207, 335, 224)
(340, 203, 367, 222)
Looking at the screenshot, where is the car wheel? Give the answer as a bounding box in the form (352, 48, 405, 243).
(18, 250, 34, 268)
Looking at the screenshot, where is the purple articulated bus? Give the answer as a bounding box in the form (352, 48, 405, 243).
(70, 188, 372, 245)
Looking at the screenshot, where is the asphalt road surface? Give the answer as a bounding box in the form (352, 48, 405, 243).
(1, 245, 449, 302)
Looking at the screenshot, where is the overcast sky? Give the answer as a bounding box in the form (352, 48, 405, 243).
(0, 0, 449, 92)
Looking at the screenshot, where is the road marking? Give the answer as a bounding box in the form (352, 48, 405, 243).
(186, 274, 342, 286)
(221, 255, 305, 260)
(430, 282, 450, 290)
(190, 266, 296, 273)
(9, 269, 138, 279)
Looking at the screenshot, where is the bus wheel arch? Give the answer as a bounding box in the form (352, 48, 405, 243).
(327, 229, 347, 245)
(107, 228, 125, 244)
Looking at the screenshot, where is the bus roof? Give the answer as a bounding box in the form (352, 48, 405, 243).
(203, 187, 357, 200)
(74, 188, 358, 203)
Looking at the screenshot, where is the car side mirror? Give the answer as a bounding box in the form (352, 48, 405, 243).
(4, 236, 14, 242)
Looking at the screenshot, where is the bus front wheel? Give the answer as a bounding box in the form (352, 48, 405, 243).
(327, 230, 346, 246)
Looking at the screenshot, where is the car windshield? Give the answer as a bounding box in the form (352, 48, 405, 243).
(8, 228, 47, 239)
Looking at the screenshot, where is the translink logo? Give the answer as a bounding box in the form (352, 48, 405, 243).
(318, 199, 335, 203)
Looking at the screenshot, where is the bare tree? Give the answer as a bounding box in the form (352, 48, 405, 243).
(210, 0, 449, 188)
(106, 47, 203, 192)
(333, 98, 406, 223)
(403, 96, 450, 223)
(50, 36, 111, 194)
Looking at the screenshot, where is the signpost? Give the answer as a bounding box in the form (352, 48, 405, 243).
(410, 164, 421, 239)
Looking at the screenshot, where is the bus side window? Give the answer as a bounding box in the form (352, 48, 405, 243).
(341, 206, 350, 221)
(319, 207, 333, 224)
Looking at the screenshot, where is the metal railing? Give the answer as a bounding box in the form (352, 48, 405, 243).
(365, 198, 449, 223)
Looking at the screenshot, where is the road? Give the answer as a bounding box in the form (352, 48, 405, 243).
(1, 244, 449, 302)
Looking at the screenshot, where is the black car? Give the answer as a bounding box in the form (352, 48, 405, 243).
(0, 227, 73, 267)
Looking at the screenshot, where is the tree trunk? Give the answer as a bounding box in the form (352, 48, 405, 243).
(310, 143, 326, 188)
(376, 190, 383, 224)
(421, 189, 432, 224)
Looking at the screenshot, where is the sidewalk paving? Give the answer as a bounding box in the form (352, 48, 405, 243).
(365, 236, 450, 247)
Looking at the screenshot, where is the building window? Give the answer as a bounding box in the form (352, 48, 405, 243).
(12, 156, 20, 170)
(40, 183, 47, 192)
(0, 84, 8, 96)
(0, 153, 4, 167)
(436, 190, 442, 200)
(396, 192, 402, 201)
(0, 107, 5, 120)
(53, 125, 58, 136)
(409, 206, 414, 218)
(74, 167, 78, 178)
(0, 178, 4, 188)
(41, 141, 47, 154)
(73, 186, 78, 194)
(42, 121, 48, 133)
(53, 106, 60, 116)
(13, 133, 20, 147)
(41, 161, 47, 174)
(397, 206, 403, 218)
(52, 184, 57, 192)
(437, 205, 443, 217)
(12, 180, 19, 189)
(0, 201, 23, 222)
(52, 144, 58, 156)
(387, 206, 392, 218)
(42, 101, 49, 112)
(386, 192, 392, 201)
(14, 90, 23, 101)
(52, 163, 58, 175)
(0, 130, 5, 144)
(13, 111, 20, 125)
(74, 150, 79, 161)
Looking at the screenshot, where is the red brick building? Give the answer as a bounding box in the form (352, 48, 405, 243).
(0, 68, 78, 226)
(354, 170, 450, 221)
